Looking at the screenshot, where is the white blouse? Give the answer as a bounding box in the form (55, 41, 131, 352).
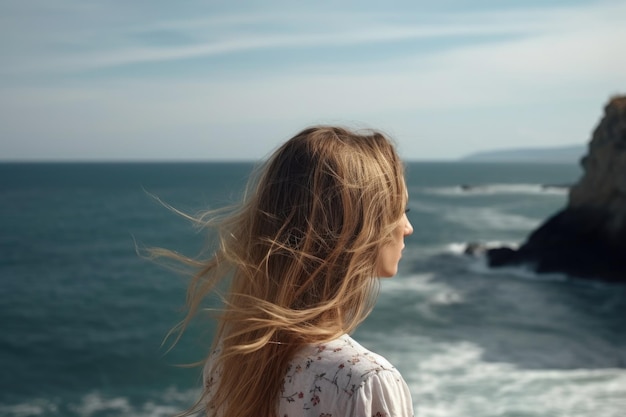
(204, 334, 414, 417)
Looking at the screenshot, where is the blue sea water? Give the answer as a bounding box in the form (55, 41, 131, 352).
(1, 162, 625, 417)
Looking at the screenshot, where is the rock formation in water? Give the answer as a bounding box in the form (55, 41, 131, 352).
(487, 96, 626, 282)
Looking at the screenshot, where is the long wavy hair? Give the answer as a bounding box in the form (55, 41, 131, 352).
(156, 126, 407, 417)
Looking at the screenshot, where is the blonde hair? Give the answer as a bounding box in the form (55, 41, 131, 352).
(159, 126, 407, 417)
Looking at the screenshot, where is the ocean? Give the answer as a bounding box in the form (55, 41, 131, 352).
(1, 162, 625, 417)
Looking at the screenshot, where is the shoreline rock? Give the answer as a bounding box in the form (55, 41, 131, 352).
(486, 96, 626, 283)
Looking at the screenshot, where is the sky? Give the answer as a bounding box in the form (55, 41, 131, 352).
(1, 0, 625, 161)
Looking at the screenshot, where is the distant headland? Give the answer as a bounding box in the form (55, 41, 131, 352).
(461, 145, 586, 164)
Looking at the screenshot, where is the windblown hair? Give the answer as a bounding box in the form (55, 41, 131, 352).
(160, 126, 407, 417)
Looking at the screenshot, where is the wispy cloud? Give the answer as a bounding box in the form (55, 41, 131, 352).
(1, 23, 532, 74)
(4, 2, 624, 75)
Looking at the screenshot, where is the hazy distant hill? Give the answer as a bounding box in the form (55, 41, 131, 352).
(461, 144, 586, 163)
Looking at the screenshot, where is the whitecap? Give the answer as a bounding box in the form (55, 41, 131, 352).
(64, 388, 200, 417)
(421, 183, 569, 197)
(379, 273, 464, 314)
(445, 241, 520, 255)
(359, 334, 626, 417)
(441, 206, 541, 231)
(69, 393, 132, 417)
(408, 341, 626, 417)
(0, 402, 54, 417)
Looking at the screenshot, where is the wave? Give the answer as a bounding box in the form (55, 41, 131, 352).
(445, 241, 520, 255)
(442, 206, 541, 231)
(0, 388, 200, 417)
(446, 241, 614, 286)
(421, 183, 569, 197)
(361, 334, 626, 417)
(447, 242, 621, 288)
(381, 273, 464, 307)
(407, 199, 543, 232)
(440, 240, 570, 282)
(410, 341, 626, 417)
(0, 401, 58, 417)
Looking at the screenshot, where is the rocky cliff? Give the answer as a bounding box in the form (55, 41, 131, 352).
(487, 96, 626, 282)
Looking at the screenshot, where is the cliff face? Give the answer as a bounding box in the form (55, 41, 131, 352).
(487, 96, 626, 282)
(569, 97, 626, 234)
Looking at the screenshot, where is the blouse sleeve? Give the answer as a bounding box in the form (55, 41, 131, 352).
(352, 369, 414, 417)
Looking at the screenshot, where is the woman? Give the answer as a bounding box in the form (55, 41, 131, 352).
(165, 126, 414, 417)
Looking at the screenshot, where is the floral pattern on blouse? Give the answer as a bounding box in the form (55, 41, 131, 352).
(204, 334, 414, 417)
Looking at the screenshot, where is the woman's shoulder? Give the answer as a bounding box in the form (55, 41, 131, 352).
(292, 334, 397, 375)
(279, 335, 412, 416)
(283, 334, 403, 396)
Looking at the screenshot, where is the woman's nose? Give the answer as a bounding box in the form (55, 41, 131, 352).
(404, 216, 414, 236)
